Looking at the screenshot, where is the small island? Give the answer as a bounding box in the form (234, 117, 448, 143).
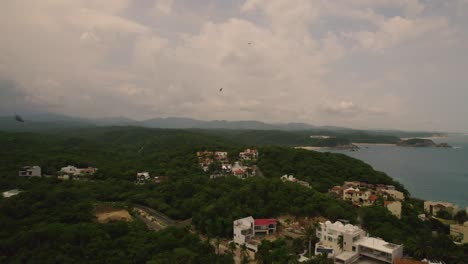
(397, 138, 451, 148)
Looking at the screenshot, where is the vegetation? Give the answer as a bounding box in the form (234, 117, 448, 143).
(258, 146, 407, 193)
(0, 127, 465, 263)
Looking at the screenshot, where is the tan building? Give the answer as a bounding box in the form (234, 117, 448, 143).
(424, 201, 459, 217)
(385, 201, 402, 219)
(450, 221, 468, 244)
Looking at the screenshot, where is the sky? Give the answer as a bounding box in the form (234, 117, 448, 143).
(1, 0, 468, 132)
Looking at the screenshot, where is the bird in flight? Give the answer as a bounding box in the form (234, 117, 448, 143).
(219, 88, 223, 92)
(248, 42, 252, 45)
(14, 114, 24, 122)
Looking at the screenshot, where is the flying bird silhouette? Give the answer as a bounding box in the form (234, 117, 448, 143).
(219, 88, 223, 92)
(14, 114, 24, 122)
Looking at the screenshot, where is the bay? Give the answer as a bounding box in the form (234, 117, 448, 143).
(316, 135, 468, 208)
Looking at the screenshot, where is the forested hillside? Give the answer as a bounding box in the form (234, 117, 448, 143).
(1, 127, 466, 263)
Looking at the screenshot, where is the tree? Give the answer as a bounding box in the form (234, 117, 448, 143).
(436, 209, 452, 220)
(337, 235, 344, 250)
(454, 210, 468, 224)
(240, 244, 250, 264)
(228, 241, 236, 255)
(303, 224, 317, 258)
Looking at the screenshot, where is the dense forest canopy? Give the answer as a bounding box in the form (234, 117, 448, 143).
(0, 127, 466, 263)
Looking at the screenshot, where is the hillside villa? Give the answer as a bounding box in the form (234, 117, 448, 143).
(58, 165, 98, 180)
(233, 216, 277, 252)
(18, 166, 41, 177)
(136, 172, 150, 183)
(424, 201, 459, 217)
(330, 181, 404, 219)
(315, 221, 403, 264)
(280, 174, 311, 188)
(450, 221, 468, 244)
(239, 149, 259, 160)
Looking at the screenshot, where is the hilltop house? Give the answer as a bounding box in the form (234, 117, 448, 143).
(280, 175, 310, 188)
(239, 149, 259, 160)
(315, 221, 403, 264)
(424, 201, 459, 217)
(19, 166, 41, 177)
(342, 187, 373, 206)
(136, 172, 150, 182)
(214, 151, 228, 161)
(59, 165, 97, 179)
(233, 216, 277, 252)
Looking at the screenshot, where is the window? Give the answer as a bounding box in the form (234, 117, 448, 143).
(328, 236, 333, 242)
(352, 246, 356, 252)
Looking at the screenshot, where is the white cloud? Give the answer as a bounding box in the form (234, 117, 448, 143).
(0, 0, 467, 131)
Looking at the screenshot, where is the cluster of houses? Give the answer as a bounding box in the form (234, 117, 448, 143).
(197, 149, 258, 179)
(135, 172, 168, 184)
(280, 174, 311, 188)
(232, 216, 406, 264)
(18, 165, 98, 180)
(329, 181, 405, 219)
(423, 201, 467, 245)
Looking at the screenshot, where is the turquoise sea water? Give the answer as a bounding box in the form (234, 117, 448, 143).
(317, 135, 468, 208)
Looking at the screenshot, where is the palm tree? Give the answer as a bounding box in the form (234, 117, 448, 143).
(337, 235, 344, 250)
(240, 244, 250, 264)
(303, 224, 317, 258)
(228, 241, 236, 255)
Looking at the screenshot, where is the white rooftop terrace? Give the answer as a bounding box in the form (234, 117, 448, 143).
(355, 237, 401, 254)
(322, 221, 363, 235)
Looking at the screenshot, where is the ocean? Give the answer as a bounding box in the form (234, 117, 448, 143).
(316, 135, 468, 208)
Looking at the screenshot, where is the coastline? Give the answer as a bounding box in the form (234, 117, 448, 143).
(353, 143, 396, 146)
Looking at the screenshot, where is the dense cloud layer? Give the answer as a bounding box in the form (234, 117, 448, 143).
(1, 0, 467, 131)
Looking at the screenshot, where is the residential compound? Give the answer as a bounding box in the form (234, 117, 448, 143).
(450, 221, 468, 244)
(197, 149, 258, 179)
(233, 216, 277, 252)
(315, 221, 403, 264)
(58, 165, 97, 180)
(18, 166, 41, 177)
(239, 149, 258, 160)
(330, 181, 404, 219)
(280, 174, 310, 188)
(135, 172, 168, 184)
(424, 201, 459, 217)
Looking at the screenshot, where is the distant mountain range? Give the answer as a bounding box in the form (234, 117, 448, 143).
(0, 112, 442, 138)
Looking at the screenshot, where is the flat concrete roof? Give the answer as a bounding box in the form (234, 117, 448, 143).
(355, 237, 401, 254)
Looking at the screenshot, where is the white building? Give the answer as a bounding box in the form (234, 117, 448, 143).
(239, 149, 259, 160)
(385, 201, 402, 219)
(19, 166, 41, 177)
(2, 189, 21, 198)
(60, 165, 97, 176)
(215, 151, 228, 160)
(136, 172, 150, 182)
(233, 216, 277, 252)
(315, 221, 403, 264)
(60, 165, 81, 175)
(280, 175, 310, 188)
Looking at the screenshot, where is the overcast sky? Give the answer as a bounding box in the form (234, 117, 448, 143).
(1, 0, 468, 132)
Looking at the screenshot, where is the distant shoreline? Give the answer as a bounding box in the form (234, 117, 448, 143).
(353, 143, 396, 146)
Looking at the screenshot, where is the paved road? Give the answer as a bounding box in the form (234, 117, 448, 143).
(133, 204, 192, 231)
